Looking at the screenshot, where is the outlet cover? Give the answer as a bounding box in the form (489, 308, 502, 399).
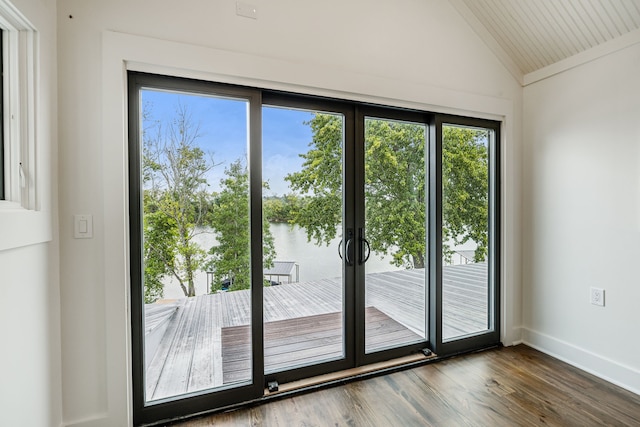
(590, 287, 605, 306)
(236, 1, 258, 19)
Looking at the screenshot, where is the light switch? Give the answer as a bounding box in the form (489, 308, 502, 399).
(74, 214, 93, 239)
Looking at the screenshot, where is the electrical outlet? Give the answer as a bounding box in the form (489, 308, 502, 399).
(236, 1, 258, 19)
(590, 287, 605, 306)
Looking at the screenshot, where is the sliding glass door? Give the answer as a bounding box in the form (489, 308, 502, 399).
(139, 86, 256, 400)
(358, 110, 430, 361)
(260, 99, 351, 381)
(430, 115, 500, 355)
(129, 73, 500, 426)
(441, 123, 493, 341)
(129, 73, 265, 425)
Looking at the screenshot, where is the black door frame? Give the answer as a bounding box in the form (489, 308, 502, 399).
(259, 92, 357, 385)
(429, 114, 501, 356)
(128, 72, 265, 425)
(128, 72, 501, 426)
(353, 106, 433, 366)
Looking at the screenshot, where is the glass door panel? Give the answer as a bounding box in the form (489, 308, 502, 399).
(441, 124, 492, 341)
(363, 117, 428, 353)
(139, 89, 253, 401)
(262, 106, 345, 373)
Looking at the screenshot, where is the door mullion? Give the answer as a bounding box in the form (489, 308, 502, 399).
(429, 115, 443, 354)
(352, 106, 366, 366)
(249, 89, 265, 393)
(343, 103, 357, 368)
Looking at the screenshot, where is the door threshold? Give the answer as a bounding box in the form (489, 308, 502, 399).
(264, 351, 437, 396)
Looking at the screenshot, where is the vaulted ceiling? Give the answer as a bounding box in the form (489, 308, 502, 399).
(450, 0, 640, 84)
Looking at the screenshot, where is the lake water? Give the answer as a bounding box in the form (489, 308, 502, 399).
(161, 223, 401, 299)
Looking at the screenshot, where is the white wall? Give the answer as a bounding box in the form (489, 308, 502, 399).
(0, 0, 60, 426)
(57, 0, 522, 425)
(0, 245, 61, 427)
(522, 42, 640, 393)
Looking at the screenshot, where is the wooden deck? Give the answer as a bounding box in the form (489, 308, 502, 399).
(144, 263, 488, 402)
(221, 306, 423, 384)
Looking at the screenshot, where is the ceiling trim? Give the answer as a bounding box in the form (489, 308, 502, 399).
(523, 26, 640, 86)
(449, 0, 524, 86)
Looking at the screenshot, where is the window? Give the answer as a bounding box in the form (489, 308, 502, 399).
(0, 2, 36, 209)
(0, 1, 47, 252)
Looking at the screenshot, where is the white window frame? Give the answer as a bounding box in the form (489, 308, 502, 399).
(0, 2, 36, 209)
(0, 0, 48, 251)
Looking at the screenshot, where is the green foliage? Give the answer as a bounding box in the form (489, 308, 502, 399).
(364, 119, 426, 268)
(442, 126, 489, 262)
(142, 103, 212, 301)
(263, 193, 304, 223)
(286, 114, 343, 246)
(207, 160, 276, 292)
(262, 197, 284, 222)
(285, 113, 490, 268)
(143, 191, 177, 303)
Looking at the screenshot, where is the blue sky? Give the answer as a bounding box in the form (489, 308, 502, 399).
(142, 89, 317, 195)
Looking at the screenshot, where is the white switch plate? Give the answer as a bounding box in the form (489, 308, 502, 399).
(74, 214, 93, 239)
(236, 1, 258, 19)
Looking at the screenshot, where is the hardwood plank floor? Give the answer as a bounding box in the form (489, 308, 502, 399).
(168, 345, 640, 427)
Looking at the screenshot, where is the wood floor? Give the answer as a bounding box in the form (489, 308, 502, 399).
(169, 345, 640, 427)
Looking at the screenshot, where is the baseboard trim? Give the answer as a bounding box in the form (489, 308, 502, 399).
(502, 326, 523, 346)
(522, 328, 640, 396)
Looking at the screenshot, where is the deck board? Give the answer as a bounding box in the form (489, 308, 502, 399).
(221, 307, 422, 384)
(144, 263, 489, 401)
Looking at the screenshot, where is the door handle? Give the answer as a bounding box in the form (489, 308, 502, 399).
(345, 238, 353, 266)
(339, 229, 355, 266)
(359, 228, 370, 265)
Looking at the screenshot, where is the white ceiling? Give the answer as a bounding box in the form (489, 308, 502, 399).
(451, 0, 640, 82)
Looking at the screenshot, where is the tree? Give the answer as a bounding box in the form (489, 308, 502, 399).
(442, 126, 489, 262)
(286, 114, 489, 269)
(142, 103, 214, 301)
(207, 159, 276, 292)
(143, 192, 178, 303)
(263, 193, 305, 223)
(285, 114, 343, 246)
(364, 119, 426, 268)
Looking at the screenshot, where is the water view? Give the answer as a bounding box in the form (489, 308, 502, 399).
(161, 222, 401, 299)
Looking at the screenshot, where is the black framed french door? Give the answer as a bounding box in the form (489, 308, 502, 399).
(128, 71, 500, 426)
(256, 96, 435, 385)
(353, 107, 432, 366)
(258, 93, 356, 385)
